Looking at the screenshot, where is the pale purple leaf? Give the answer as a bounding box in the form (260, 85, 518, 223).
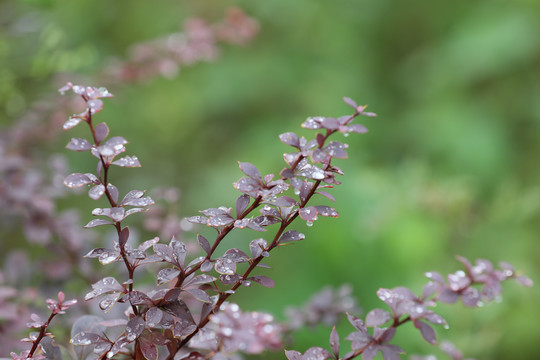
(64, 173, 93, 188)
(299, 206, 318, 221)
(157, 268, 181, 285)
(366, 309, 392, 327)
(89, 184, 106, 200)
(249, 275, 275, 288)
(414, 320, 437, 345)
(95, 122, 109, 144)
(197, 234, 211, 255)
(238, 162, 262, 181)
(112, 156, 141, 168)
(84, 219, 113, 228)
(235, 194, 250, 216)
(66, 137, 92, 151)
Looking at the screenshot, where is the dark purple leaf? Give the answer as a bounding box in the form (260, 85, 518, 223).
(238, 162, 262, 181)
(249, 275, 275, 288)
(184, 288, 211, 303)
(234, 177, 262, 196)
(145, 307, 163, 328)
(173, 318, 197, 339)
(197, 234, 211, 255)
(235, 194, 250, 217)
(170, 237, 187, 267)
(112, 156, 141, 167)
(107, 183, 119, 203)
(153, 244, 176, 264)
(279, 230, 305, 243)
(119, 227, 130, 248)
(95, 122, 109, 144)
(66, 137, 92, 151)
(279, 132, 300, 148)
(64, 173, 93, 188)
(125, 291, 152, 306)
(157, 268, 181, 285)
(126, 316, 145, 342)
(140, 340, 158, 360)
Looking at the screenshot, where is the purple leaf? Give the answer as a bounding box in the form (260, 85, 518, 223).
(71, 332, 102, 346)
(330, 326, 340, 359)
(250, 238, 268, 258)
(66, 137, 92, 151)
(89, 184, 106, 200)
(302, 116, 325, 129)
(279, 230, 305, 243)
(315, 191, 336, 202)
(63, 116, 84, 130)
(223, 248, 250, 262)
(214, 258, 236, 275)
(145, 307, 163, 328)
(84, 219, 113, 228)
(140, 340, 158, 360)
(184, 274, 217, 287)
(207, 214, 234, 227)
(153, 244, 176, 264)
(64, 173, 93, 188)
(314, 206, 339, 217)
(414, 320, 437, 344)
(346, 124, 368, 134)
(267, 196, 298, 207)
(120, 190, 145, 206)
(299, 206, 318, 221)
(366, 309, 392, 327)
(197, 234, 211, 255)
(170, 237, 187, 267)
(95, 122, 109, 144)
(516, 275, 534, 287)
(107, 183, 119, 203)
(111, 156, 141, 167)
(126, 316, 145, 342)
(235, 194, 250, 217)
(279, 132, 300, 148)
(285, 350, 303, 360)
(238, 162, 262, 181)
(184, 288, 211, 303)
(343, 97, 357, 108)
(324, 141, 348, 159)
(249, 275, 275, 288)
(157, 268, 181, 285)
(122, 196, 154, 207)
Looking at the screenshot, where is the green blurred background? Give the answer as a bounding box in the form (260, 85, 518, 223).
(1, 0, 539, 358)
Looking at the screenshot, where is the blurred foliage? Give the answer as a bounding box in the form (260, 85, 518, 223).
(1, 0, 540, 359)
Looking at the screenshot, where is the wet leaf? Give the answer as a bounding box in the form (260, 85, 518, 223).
(299, 206, 318, 221)
(330, 326, 340, 358)
(89, 184, 106, 200)
(126, 316, 145, 342)
(279, 230, 305, 244)
(279, 132, 300, 148)
(64, 173, 93, 188)
(238, 162, 262, 181)
(157, 268, 181, 285)
(214, 258, 236, 275)
(184, 288, 211, 303)
(366, 309, 392, 327)
(84, 219, 114, 228)
(112, 156, 141, 167)
(66, 137, 92, 151)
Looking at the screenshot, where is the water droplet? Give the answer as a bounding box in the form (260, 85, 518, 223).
(107, 352, 114, 358)
(344, 132, 350, 137)
(222, 327, 233, 336)
(306, 221, 313, 227)
(443, 324, 450, 330)
(263, 205, 271, 211)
